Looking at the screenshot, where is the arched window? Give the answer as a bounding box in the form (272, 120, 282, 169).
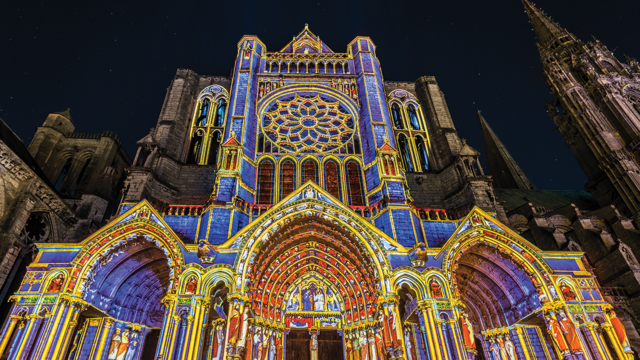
(214, 99, 226, 127)
(197, 100, 210, 126)
(257, 160, 274, 204)
(415, 136, 429, 171)
(302, 160, 318, 184)
(207, 132, 221, 166)
(408, 104, 421, 130)
(55, 158, 72, 191)
(346, 161, 364, 206)
(188, 131, 204, 164)
(324, 161, 341, 200)
(70, 157, 91, 196)
(280, 160, 296, 199)
(391, 103, 403, 129)
(354, 138, 361, 155)
(398, 134, 414, 172)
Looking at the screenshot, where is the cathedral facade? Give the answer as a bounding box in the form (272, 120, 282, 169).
(0, 2, 637, 360)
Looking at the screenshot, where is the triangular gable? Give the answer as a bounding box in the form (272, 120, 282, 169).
(90, 200, 188, 252)
(434, 206, 542, 259)
(378, 142, 397, 154)
(217, 180, 404, 250)
(277, 25, 334, 54)
(136, 133, 156, 146)
(222, 136, 241, 147)
(458, 143, 480, 156)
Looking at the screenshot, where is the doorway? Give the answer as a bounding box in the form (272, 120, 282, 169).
(286, 330, 310, 359)
(317, 331, 343, 359)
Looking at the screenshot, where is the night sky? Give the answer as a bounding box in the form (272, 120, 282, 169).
(1, 0, 638, 191)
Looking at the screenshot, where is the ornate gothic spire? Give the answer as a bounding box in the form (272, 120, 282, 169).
(478, 111, 536, 190)
(521, 0, 566, 47)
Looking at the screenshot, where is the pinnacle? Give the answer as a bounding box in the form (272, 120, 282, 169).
(521, 0, 566, 48)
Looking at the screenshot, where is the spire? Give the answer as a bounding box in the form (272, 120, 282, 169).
(478, 111, 536, 190)
(522, 0, 566, 47)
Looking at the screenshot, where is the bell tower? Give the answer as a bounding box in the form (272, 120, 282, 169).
(523, 0, 640, 217)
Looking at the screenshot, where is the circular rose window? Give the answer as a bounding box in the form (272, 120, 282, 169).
(261, 94, 356, 153)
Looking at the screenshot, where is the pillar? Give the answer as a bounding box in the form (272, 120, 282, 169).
(418, 301, 442, 360)
(601, 324, 628, 360)
(514, 327, 532, 360)
(93, 318, 114, 360)
(181, 297, 209, 360)
(0, 315, 22, 356)
(13, 313, 45, 360)
(156, 296, 178, 360)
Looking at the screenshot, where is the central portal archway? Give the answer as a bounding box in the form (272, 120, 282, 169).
(246, 214, 379, 359)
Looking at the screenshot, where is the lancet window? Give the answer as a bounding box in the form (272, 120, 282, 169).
(188, 86, 228, 165)
(391, 103, 404, 129)
(302, 159, 318, 184)
(324, 160, 341, 200)
(408, 105, 420, 130)
(346, 161, 364, 206)
(398, 134, 414, 173)
(257, 160, 275, 204)
(415, 135, 429, 171)
(280, 160, 296, 200)
(388, 89, 431, 173)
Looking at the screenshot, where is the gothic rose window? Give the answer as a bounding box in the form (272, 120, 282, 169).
(20, 213, 51, 243)
(261, 94, 356, 153)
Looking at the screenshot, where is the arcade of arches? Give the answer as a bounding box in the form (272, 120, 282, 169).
(0, 197, 634, 360)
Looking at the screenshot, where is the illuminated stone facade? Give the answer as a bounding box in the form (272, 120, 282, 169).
(0, 13, 637, 360)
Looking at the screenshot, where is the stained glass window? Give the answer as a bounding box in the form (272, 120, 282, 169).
(207, 131, 221, 166)
(415, 136, 429, 171)
(392, 103, 403, 129)
(215, 99, 226, 127)
(261, 94, 356, 153)
(281, 160, 296, 199)
(398, 134, 414, 172)
(408, 105, 420, 130)
(197, 100, 210, 127)
(324, 161, 341, 200)
(302, 160, 318, 184)
(346, 162, 364, 206)
(257, 160, 274, 204)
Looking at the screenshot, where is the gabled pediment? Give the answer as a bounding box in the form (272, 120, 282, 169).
(277, 24, 334, 54)
(217, 180, 405, 251)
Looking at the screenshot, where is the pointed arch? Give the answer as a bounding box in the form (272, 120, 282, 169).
(345, 160, 364, 206)
(323, 158, 342, 201)
(196, 99, 211, 127)
(415, 135, 429, 172)
(214, 99, 227, 127)
(279, 158, 297, 200)
(257, 159, 275, 204)
(397, 133, 414, 172)
(391, 102, 404, 129)
(207, 131, 222, 166)
(301, 158, 319, 184)
(407, 104, 421, 130)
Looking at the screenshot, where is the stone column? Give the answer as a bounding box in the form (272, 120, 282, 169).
(514, 327, 533, 360)
(13, 313, 45, 360)
(0, 315, 22, 356)
(93, 318, 114, 360)
(156, 296, 178, 360)
(601, 324, 629, 360)
(51, 302, 84, 360)
(418, 301, 442, 360)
